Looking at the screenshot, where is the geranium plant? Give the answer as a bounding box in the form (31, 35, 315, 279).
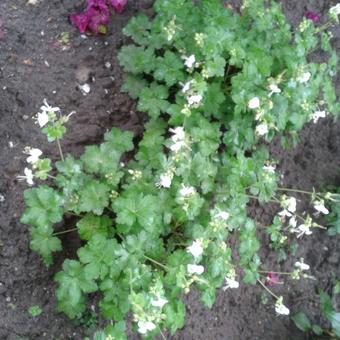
(20, 0, 340, 338)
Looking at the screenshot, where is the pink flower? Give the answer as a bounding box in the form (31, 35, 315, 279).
(70, 0, 110, 34)
(266, 272, 280, 286)
(304, 11, 321, 22)
(109, 0, 128, 13)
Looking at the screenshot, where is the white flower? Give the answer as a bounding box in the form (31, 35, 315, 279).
(279, 196, 297, 218)
(187, 264, 204, 275)
(137, 321, 156, 334)
(25, 147, 42, 164)
(35, 98, 59, 127)
(313, 200, 329, 215)
(40, 98, 60, 114)
(170, 140, 187, 153)
(36, 112, 49, 127)
(268, 84, 281, 96)
(294, 224, 313, 238)
(294, 260, 310, 271)
(248, 97, 260, 109)
(286, 197, 297, 213)
(215, 210, 230, 221)
(151, 297, 168, 308)
(330, 4, 340, 21)
(169, 127, 185, 142)
(256, 123, 269, 136)
(187, 94, 203, 107)
(275, 297, 290, 315)
(311, 110, 327, 123)
(222, 277, 239, 290)
(288, 216, 297, 228)
(182, 80, 194, 93)
(187, 240, 204, 258)
(263, 164, 276, 174)
(183, 54, 196, 68)
(157, 173, 173, 188)
(17, 167, 34, 186)
(179, 185, 196, 197)
(297, 72, 311, 83)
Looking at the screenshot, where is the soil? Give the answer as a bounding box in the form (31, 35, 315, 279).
(0, 1, 339, 339)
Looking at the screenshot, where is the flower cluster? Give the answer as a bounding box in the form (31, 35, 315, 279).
(70, 0, 127, 34)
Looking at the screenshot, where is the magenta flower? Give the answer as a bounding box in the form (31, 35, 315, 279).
(304, 11, 321, 22)
(70, 0, 127, 34)
(70, 0, 110, 34)
(266, 272, 280, 286)
(109, 0, 128, 13)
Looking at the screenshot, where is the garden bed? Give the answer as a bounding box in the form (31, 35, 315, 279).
(0, 0, 339, 339)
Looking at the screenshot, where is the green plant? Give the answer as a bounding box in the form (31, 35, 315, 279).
(19, 0, 340, 338)
(28, 305, 42, 317)
(292, 287, 340, 337)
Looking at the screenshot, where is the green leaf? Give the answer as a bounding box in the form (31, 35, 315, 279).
(77, 235, 119, 280)
(103, 127, 134, 154)
(205, 55, 226, 78)
(30, 225, 62, 265)
(34, 158, 52, 180)
(94, 321, 127, 340)
(164, 300, 186, 335)
(312, 324, 323, 335)
(76, 214, 113, 241)
(138, 83, 169, 118)
(330, 312, 340, 337)
(201, 287, 216, 308)
(291, 312, 311, 332)
(319, 289, 334, 320)
(28, 305, 42, 317)
(123, 14, 152, 45)
(112, 194, 161, 233)
(21, 186, 63, 227)
(154, 51, 184, 86)
(121, 75, 148, 99)
(77, 179, 110, 215)
(42, 121, 66, 142)
(118, 45, 156, 75)
(55, 260, 97, 319)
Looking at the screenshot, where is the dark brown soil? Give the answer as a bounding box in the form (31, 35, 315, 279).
(0, 1, 339, 339)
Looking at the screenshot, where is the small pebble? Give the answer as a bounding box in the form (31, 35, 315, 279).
(40, 31, 44, 36)
(22, 114, 29, 120)
(78, 83, 90, 95)
(44, 60, 50, 67)
(8, 141, 14, 148)
(0, 193, 5, 202)
(3, 86, 6, 90)
(88, 46, 93, 51)
(104, 41, 108, 46)
(52, 90, 56, 94)
(80, 34, 87, 39)
(105, 61, 111, 69)
(104, 89, 109, 94)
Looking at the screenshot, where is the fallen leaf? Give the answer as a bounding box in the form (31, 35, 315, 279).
(23, 59, 34, 66)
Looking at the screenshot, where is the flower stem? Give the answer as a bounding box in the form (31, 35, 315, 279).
(160, 330, 167, 340)
(277, 187, 316, 195)
(56, 138, 64, 161)
(143, 255, 169, 270)
(259, 270, 292, 275)
(53, 227, 77, 236)
(257, 279, 279, 300)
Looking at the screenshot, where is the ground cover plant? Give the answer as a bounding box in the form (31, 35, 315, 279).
(18, 0, 340, 338)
